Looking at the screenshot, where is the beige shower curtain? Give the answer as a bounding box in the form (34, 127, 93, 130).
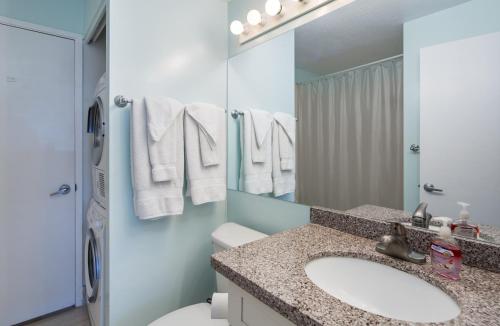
(295, 58, 403, 210)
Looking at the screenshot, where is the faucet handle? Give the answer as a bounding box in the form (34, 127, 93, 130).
(377, 222, 426, 264)
(390, 222, 407, 238)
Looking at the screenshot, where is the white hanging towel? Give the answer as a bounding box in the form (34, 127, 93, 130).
(272, 112, 296, 196)
(185, 103, 227, 205)
(249, 109, 274, 163)
(130, 98, 184, 219)
(145, 97, 185, 182)
(273, 112, 296, 170)
(240, 110, 273, 194)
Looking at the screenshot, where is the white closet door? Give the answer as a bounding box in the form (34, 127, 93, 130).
(420, 31, 500, 226)
(0, 23, 76, 324)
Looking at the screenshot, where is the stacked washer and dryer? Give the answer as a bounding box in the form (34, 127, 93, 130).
(85, 74, 108, 326)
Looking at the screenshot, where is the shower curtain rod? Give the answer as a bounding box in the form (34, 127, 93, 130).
(299, 54, 403, 83)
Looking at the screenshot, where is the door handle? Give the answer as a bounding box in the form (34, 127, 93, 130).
(410, 144, 420, 153)
(423, 183, 443, 193)
(50, 184, 71, 197)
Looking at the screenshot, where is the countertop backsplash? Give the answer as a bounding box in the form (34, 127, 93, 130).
(310, 205, 500, 273)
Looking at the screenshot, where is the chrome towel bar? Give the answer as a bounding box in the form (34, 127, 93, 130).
(114, 95, 133, 108)
(114, 98, 297, 122)
(230, 109, 297, 121)
(230, 109, 244, 119)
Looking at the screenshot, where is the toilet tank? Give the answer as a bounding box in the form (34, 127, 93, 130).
(211, 223, 267, 292)
(211, 223, 267, 253)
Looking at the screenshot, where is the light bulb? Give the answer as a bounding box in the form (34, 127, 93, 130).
(230, 20, 244, 35)
(265, 0, 282, 17)
(247, 9, 262, 26)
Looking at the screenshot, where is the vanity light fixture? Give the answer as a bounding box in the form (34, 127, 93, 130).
(247, 9, 263, 26)
(265, 0, 283, 17)
(230, 20, 245, 35)
(233, 0, 355, 45)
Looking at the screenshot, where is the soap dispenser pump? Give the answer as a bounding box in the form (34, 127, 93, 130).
(451, 202, 479, 239)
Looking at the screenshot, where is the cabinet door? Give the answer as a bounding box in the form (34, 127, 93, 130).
(227, 280, 295, 326)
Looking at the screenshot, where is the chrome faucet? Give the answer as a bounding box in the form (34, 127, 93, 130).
(412, 202, 432, 228)
(375, 222, 426, 264)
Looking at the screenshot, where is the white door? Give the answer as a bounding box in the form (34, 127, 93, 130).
(0, 23, 76, 324)
(420, 31, 500, 226)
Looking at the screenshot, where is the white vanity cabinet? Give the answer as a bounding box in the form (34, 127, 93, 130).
(226, 279, 295, 326)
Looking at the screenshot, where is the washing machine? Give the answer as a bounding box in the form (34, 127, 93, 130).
(91, 74, 108, 209)
(85, 199, 106, 326)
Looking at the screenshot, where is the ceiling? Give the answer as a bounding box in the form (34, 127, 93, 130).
(295, 0, 470, 75)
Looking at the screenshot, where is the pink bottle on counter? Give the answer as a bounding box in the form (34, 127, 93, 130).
(430, 223, 462, 281)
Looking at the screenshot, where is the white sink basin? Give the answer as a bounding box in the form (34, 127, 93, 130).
(305, 257, 460, 323)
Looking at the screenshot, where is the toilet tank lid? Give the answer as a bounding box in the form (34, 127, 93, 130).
(211, 223, 267, 249)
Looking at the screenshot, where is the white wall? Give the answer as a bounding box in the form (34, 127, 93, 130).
(107, 0, 227, 325)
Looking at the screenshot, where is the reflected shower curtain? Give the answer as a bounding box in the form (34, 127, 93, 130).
(295, 58, 403, 210)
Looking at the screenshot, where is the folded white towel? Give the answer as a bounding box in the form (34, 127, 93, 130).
(185, 103, 227, 205)
(272, 112, 296, 196)
(145, 97, 185, 182)
(273, 112, 296, 171)
(249, 109, 274, 163)
(240, 110, 273, 194)
(131, 98, 184, 219)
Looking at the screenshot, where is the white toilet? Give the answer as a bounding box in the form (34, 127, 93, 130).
(149, 223, 267, 326)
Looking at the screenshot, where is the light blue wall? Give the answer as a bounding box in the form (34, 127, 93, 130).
(107, 0, 227, 325)
(228, 190, 309, 235)
(0, 0, 84, 34)
(84, 0, 104, 34)
(295, 68, 320, 83)
(403, 0, 500, 211)
(228, 31, 295, 192)
(228, 2, 309, 232)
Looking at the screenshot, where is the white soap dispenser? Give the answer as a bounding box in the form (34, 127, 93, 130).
(451, 202, 479, 239)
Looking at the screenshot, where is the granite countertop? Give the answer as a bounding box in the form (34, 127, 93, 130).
(211, 224, 500, 326)
(345, 204, 412, 223)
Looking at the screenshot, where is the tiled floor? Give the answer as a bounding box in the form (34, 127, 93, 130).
(23, 306, 90, 326)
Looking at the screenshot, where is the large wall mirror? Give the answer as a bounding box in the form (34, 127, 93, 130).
(227, 0, 500, 244)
